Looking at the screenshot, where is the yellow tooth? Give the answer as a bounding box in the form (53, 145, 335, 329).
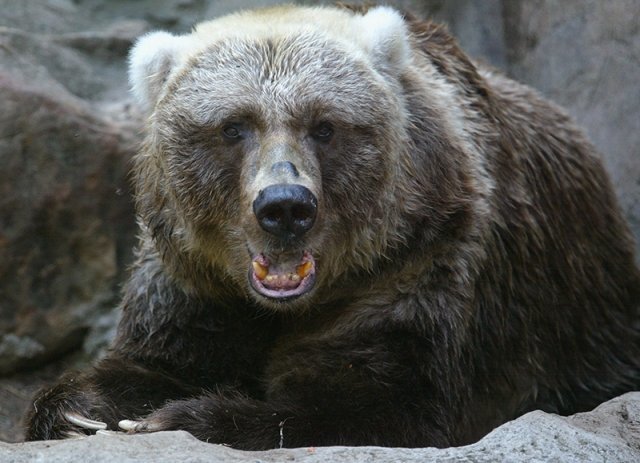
(296, 261, 313, 278)
(252, 261, 268, 280)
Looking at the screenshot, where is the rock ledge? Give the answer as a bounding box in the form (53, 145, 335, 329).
(2, 392, 638, 463)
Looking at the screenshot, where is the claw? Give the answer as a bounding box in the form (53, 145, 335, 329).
(118, 419, 162, 433)
(96, 429, 122, 436)
(64, 411, 107, 431)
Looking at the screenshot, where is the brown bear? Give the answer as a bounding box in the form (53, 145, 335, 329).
(25, 4, 640, 449)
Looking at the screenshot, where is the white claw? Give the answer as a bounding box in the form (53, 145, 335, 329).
(118, 419, 138, 431)
(119, 419, 161, 433)
(64, 412, 107, 430)
(96, 429, 122, 436)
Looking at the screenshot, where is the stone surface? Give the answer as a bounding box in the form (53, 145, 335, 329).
(1, 392, 638, 462)
(0, 31, 139, 375)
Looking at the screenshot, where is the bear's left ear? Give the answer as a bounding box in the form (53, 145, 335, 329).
(355, 6, 411, 75)
(128, 31, 193, 111)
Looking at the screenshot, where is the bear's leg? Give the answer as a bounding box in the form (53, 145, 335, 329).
(117, 331, 455, 449)
(24, 356, 197, 441)
(118, 390, 451, 449)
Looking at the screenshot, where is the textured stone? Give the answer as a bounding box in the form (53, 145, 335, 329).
(1, 393, 638, 462)
(0, 81, 137, 373)
(0, 15, 139, 375)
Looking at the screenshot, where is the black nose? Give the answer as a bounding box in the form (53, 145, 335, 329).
(253, 184, 317, 239)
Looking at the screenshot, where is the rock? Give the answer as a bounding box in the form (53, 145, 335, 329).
(0, 10, 140, 376)
(0, 75, 138, 374)
(1, 392, 638, 462)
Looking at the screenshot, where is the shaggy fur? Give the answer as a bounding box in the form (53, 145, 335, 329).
(26, 5, 640, 449)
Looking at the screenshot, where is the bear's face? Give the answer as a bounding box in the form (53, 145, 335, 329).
(130, 6, 413, 309)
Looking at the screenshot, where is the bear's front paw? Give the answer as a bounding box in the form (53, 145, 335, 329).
(118, 395, 227, 443)
(118, 392, 281, 448)
(25, 379, 109, 441)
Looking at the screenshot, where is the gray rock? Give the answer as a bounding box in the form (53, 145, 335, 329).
(1, 392, 638, 462)
(0, 23, 139, 375)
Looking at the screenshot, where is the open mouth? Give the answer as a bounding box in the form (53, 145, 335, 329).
(249, 251, 316, 301)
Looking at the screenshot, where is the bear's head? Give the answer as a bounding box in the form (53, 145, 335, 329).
(128, 5, 477, 310)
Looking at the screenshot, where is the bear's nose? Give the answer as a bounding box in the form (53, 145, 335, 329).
(253, 184, 317, 240)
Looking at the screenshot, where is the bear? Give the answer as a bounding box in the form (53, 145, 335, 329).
(25, 4, 640, 449)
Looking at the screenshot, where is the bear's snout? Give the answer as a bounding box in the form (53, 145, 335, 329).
(252, 184, 317, 240)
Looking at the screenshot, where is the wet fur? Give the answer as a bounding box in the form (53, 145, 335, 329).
(26, 5, 640, 448)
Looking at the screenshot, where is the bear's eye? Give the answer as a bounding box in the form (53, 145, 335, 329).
(311, 123, 334, 142)
(222, 124, 243, 141)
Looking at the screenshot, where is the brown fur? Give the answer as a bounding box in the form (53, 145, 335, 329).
(26, 5, 639, 449)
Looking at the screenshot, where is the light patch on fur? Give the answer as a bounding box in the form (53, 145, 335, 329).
(406, 60, 496, 218)
(352, 6, 412, 75)
(128, 31, 196, 111)
(195, 6, 411, 78)
(128, 6, 413, 111)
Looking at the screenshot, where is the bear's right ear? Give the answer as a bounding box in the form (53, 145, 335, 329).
(354, 6, 411, 76)
(128, 31, 192, 111)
